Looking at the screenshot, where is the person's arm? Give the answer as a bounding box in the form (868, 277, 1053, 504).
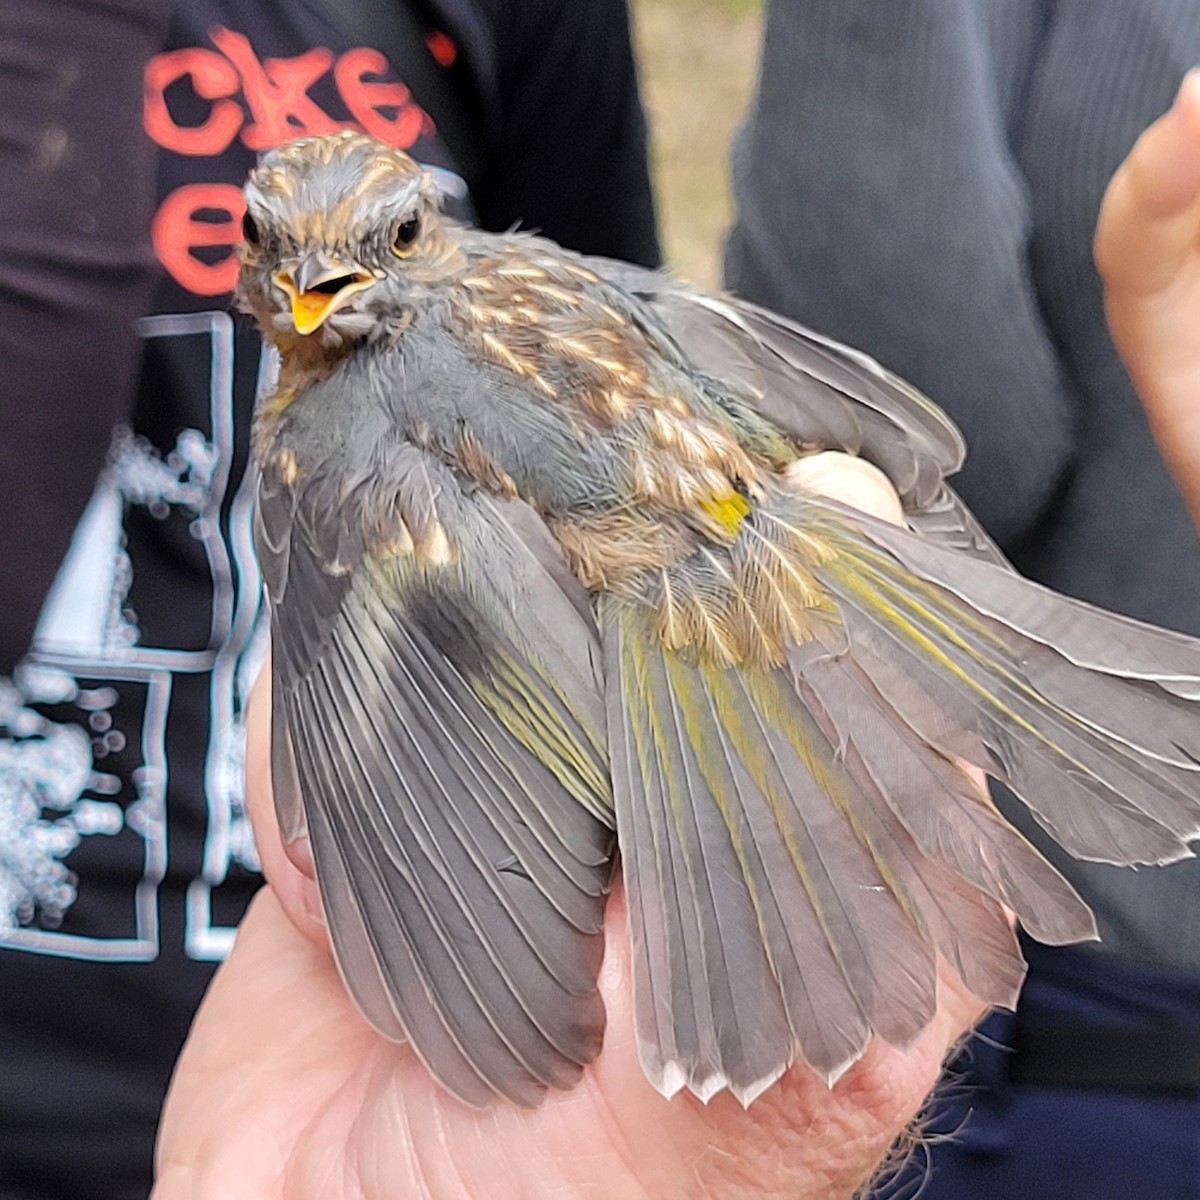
(0, 0, 167, 671)
(151, 460, 985, 1200)
(469, 0, 660, 267)
(1095, 70, 1200, 526)
(724, 1, 1077, 549)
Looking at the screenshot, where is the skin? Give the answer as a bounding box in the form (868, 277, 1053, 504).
(1096, 68, 1200, 524)
(151, 457, 987, 1200)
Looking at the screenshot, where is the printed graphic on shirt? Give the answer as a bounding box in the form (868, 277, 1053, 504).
(0, 24, 464, 964)
(0, 670, 166, 959)
(2, 313, 262, 961)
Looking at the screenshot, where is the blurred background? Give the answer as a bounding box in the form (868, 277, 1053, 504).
(633, 0, 761, 287)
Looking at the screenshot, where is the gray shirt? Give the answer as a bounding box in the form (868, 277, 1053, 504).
(725, 0, 1200, 972)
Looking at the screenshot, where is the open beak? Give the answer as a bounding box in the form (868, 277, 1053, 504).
(273, 252, 376, 335)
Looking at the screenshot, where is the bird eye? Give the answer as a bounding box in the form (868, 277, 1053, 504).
(241, 210, 261, 246)
(392, 215, 420, 256)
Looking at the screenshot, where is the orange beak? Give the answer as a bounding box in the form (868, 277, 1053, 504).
(273, 254, 376, 335)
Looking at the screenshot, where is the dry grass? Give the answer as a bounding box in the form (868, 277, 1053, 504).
(632, 0, 763, 288)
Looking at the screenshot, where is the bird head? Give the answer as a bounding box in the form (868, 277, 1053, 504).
(237, 131, 460, 347)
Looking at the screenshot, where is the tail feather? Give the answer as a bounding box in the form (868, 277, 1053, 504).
(811, 509, 1200, 863)
(616, 624, 796, 1101)
(608, 490, 1200, 1104)
(608, 604, 951, 1100)
(689, 676, 874, 1082)
(713, 665, 939, 1050)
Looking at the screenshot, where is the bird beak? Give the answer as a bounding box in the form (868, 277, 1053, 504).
(273, 252, 376, 335)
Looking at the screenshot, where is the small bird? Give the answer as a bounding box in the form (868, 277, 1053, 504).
(239, 130, 1200, 1109)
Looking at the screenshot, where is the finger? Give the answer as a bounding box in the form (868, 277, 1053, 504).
(1096, 68, 1200, 297)
(787, 450, 906, 524)
(345, 878, 985, 1200)
(245, 653, 328, 946)
(1095, 69, 1200, 525)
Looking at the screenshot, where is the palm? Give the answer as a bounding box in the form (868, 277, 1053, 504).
(154, 882, 981, 1200)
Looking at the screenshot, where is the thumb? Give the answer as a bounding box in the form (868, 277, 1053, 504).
(245, 654, 328, 946)
(1096, 67, 1200, 298)
(787, 450, 906, 524)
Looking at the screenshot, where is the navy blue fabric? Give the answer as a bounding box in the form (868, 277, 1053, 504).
(882, 1071, 1200, 1198)
(877, 949, 1200, 1197)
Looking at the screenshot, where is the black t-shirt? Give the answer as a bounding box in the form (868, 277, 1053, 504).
(0, 3, 657, 1197)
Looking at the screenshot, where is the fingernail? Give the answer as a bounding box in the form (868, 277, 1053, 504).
(284, 833, 317, 879)
(303, 884, 327, 930)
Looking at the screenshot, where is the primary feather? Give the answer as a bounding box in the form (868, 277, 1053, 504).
(241, 132, 1200, 1108)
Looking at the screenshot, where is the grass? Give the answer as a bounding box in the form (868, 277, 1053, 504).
(632, 0, 763, 288)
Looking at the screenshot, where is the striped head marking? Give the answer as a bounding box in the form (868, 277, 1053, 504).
(237, 131, 461, 346)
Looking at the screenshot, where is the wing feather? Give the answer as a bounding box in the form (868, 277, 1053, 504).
(606, 601, 940, 1101)
(259, 448, 615, 1108)
(582, 255, 964, 509)
(807, 506, 1200, 861)
(605, 481, 1200, 1103)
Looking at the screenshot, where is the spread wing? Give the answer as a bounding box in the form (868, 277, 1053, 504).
(256, 443, 615, 1107)
(584, 258, 961, 496)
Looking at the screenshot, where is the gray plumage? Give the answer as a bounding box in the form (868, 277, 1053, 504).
(239, 131, 1200, 1109)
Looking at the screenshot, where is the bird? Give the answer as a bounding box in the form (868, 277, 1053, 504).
(238, 129, 1200, 1110)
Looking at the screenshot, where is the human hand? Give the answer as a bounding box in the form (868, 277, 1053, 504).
(152, 455, 986, 1200)
(1096, 69, 1200, 522)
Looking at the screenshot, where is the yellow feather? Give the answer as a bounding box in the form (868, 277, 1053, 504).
(698, 491, 750, 535)
(828, 549, 1101, 779)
